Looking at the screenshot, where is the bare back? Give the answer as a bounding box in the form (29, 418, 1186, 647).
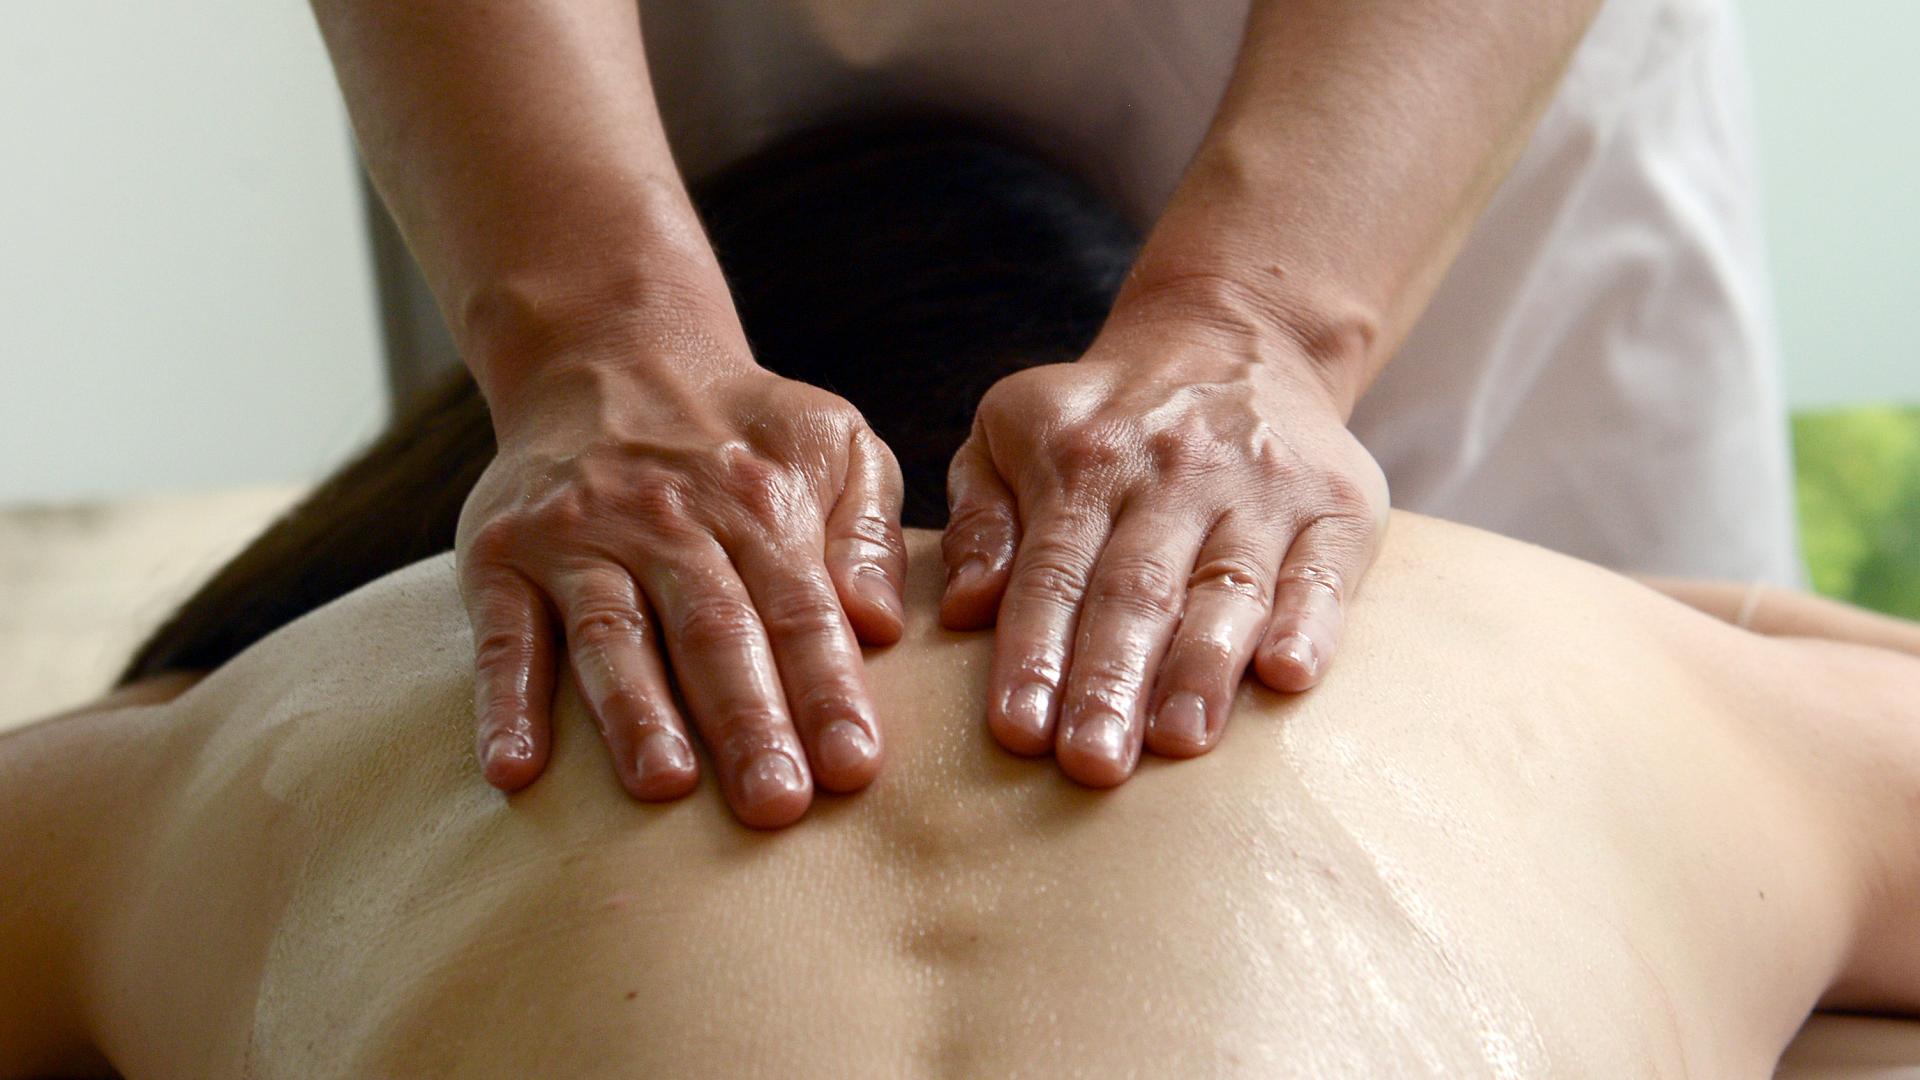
(84, 514, 1910, 1079)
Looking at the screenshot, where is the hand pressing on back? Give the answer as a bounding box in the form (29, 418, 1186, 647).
(943, 314, 1389, 787)
(457, 350, 907, 829)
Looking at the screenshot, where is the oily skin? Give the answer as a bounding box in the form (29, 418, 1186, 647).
(330, 536, 1913, 1076)
(943, 332, 1386, 786)
(13, 517, 1918, 1079)
(312, 0, 907, 830)
(940, 0, 1604, 787)
(313, 0, 1603, 821)
(457, 363, 907, 827)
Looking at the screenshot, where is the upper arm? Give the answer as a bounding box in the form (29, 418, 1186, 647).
(1635, 576, 1920, 660)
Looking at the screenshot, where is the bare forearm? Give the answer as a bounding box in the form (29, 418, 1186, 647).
(1112, 0, 1602, 412)
(0, 700, 170, 1078)
(1638, 576, 1920, 659)
(309, 0, 740, 403)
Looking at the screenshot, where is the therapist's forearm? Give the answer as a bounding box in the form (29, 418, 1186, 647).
(309, 0, 741, 407)
(1110, 0, 1603, 415)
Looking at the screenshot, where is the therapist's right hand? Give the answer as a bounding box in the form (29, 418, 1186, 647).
(454, 355, 908, 829)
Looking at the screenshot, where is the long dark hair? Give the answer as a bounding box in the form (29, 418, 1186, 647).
(118, 113, 1139, 684)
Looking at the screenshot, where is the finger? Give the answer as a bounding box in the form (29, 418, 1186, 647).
(640, 543, 813, 829)
(1145, 518, 1283, 759)
(825, 428, 908, 646)
(984, 503, 1111, 757)
(1254, 512, 1378, 692)
(940, 434, 1020, 630)
(1055, 507, 1208, 788)
(462, 568, 558, 792)
(732, 537, 884, 797)
(546, 565, 699, 802)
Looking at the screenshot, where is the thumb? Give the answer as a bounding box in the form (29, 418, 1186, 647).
(940, 434, 1020, 630)
(825, 428, 909, 645)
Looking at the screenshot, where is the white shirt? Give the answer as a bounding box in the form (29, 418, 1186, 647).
(638, 0, 1803, 583)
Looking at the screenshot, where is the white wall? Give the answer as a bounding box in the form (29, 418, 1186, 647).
(0, 1, 1914, 505)
(0, 0, 383, 503)
(1743, 0, 1920, 408)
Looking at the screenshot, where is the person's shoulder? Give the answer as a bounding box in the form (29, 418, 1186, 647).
(201, 551, 465, 692)
(1369, 510, 1627, 611)
(7, 670, 205, 734)
(169, 551, 473, 784)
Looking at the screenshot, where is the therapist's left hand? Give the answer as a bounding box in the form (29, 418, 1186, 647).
(941, 316, 1388, 787)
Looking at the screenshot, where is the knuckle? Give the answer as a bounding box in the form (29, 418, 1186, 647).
(1013, 550, 1093, 609)
(1144, 426, 1215, 474)
(1088, 553, 1184, 614)
(1189, 550, 1272, 601)
(1066, 657, 1146, 710)
(592, 683, 655, 726)
(974, 374, 1028, 419)
(945, 440, 985, 496)
(753, 390, 858, 451)
(672, 594, 763, 653)
(462, 518, 525, 568)
(1246, 433, 1304, 485)
(717, 716, 791, 761)
(567, 604, 647, 648)
(1003, 651, 1065, 688)
(870, 448, 907, 516)
(808, 391, 863, 428)
(944, 499, 1015, 549)
(757, 580, 844, 639)
(837, 511, 900, 553)
(629, 470, 693, 525)
(1054, 423, 1127, 479)
(475, 710, 516, 743)
(1318, 470, 1377, 519)
(792, 678, 866, 722)
(472, 625, 534, 679)
(714, 447, 791, 518)
(1278, 560, 1345, 598)
(1170, 628, 1237, 671)
(837, 541, 904, 584)
(533, 490, 597, 537)
(1074, 655, 1147, 688)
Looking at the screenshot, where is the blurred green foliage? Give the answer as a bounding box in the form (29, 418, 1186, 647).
(1793, 407, 1920, 618)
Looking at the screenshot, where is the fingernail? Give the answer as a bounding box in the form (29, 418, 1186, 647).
(816, 719, 877, 775)
(1065, 714, 1130, 765)
(485, 730, 533, 767)
(1001, 681, 1053, 741)
(738, 749, 806, 807)
(853, 573, 903, 621)
(1152, 692, 1208, 748)
(1273, 632, 1319, 680)
(634, 729, 694, 785)
(948, 557, 988, 594)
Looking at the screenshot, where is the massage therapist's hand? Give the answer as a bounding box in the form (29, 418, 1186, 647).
(942, 318, 1388, 788)
(455, 357, 908, 828)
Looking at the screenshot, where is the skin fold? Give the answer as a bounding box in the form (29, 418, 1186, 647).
(2, 513, 1917, 1078)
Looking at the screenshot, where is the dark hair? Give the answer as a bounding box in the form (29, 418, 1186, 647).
(118, 113, 1139, 684)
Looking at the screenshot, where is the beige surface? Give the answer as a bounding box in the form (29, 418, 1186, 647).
(0, 486, 303, 731)
(0, 489, 1911, 1074)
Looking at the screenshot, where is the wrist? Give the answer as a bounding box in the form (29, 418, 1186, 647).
(455, 171, 750, 408)
(462, 263, 755, 422)
(1103, 264, 1378, 419)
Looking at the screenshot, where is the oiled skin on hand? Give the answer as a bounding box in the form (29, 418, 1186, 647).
(84, 514, 1905, 1079)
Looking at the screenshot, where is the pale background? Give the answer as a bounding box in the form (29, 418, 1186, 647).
(1, 0, 1915, 503)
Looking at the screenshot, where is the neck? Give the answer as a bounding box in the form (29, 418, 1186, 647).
(0, 677, 193, 1077)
